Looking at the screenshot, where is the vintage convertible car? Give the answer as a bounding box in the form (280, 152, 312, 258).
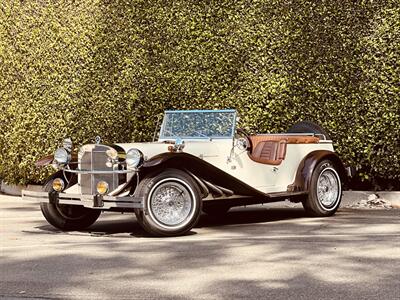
(22, 109, 350, 236)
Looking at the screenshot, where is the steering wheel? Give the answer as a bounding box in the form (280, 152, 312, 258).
(236, 128, 253, 152)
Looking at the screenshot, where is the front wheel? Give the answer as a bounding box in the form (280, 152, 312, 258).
(135, 169, 202, 237)
(40, 179, 101, 231)
(40, 202, 101, 231)
(302, 160, 342, 217)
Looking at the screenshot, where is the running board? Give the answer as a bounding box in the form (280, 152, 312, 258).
(267, 191, 308, 198)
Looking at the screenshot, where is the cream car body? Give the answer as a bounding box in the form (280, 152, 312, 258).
(112, 139, 334, 194)
(23, 109, 348, 236)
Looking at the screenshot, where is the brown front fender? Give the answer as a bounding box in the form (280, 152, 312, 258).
(35, 152, 78, 168)
(140, 152, 265, 197)
(35, 155, 54, 167)
(288, 150, 348, 192)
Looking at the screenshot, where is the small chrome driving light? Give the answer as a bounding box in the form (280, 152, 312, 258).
(52, 178, 65, 192)
(105, 159, 113, 168)
(96, 181, 109, 195)
(106, 148, 118, 160)
(126, 148, 144, 168)
(105, 148, 119, 168)
(105, 148, 118, 168)
(54, 148, 70, 165)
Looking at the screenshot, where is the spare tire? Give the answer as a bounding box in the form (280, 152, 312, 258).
(287, 121, 331, 140)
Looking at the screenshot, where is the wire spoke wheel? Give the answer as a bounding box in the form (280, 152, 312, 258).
(302, 160, 342, 217)
(317, 168, 340, 208)
(135, 169, 202, 236)
(150, 181, 193, 227)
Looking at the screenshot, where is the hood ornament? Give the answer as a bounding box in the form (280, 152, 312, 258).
(95, 136, 101, 144)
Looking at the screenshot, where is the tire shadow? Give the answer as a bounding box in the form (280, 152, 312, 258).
(197, 207, 307, 228)
(33, 207, 307, 237)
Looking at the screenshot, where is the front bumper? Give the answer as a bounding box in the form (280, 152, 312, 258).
(22, 190, 143, 209)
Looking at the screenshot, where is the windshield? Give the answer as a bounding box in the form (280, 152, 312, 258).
(159, 110, 237, 140)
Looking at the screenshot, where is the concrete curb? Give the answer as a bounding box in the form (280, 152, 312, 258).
(0, 181, 42, 196)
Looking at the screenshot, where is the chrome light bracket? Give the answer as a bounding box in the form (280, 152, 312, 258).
(63, 138, 73, 153)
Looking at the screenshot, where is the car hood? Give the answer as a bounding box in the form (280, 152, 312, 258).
(115, 140, 231, 161)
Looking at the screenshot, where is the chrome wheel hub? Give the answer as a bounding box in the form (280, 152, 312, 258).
(150, 181, 193, 226)
(317, 168, 340, 208)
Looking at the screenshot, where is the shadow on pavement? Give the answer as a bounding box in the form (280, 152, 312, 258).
(32, 207, 307, 237)
(3, 209, 400, 299)
(198, 207, 307, 228)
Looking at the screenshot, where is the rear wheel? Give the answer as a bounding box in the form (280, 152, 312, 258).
(40, 178, 101, 231)
(302, 160, 342, 216)
(287, 121, 331, 140)
(134, 169, 202, 236)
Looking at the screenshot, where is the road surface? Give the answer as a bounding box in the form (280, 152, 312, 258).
(1, 196, 399, 299)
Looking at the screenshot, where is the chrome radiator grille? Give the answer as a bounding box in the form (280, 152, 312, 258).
(78, 145, 118, 194)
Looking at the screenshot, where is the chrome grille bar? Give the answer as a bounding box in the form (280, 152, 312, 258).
(78, 144, 125, 194)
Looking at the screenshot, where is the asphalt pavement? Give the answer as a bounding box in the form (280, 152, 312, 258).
(1, 195, 399, 299)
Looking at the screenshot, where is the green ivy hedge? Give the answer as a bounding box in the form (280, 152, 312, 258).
(0, 1, 399, 189)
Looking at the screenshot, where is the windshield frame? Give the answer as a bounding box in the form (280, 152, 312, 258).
(158, 109, 237, 141)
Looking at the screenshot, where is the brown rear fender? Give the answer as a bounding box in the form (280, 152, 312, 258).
(288, 150, 348, 192)
(140, 152, 265, 197)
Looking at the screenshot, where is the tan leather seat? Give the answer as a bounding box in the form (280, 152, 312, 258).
(249, 139, 287, 165)
(248, 134, 319, 165)
(253, 141, 278, 161)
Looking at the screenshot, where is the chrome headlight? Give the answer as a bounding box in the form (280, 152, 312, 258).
(54, 148, 70, 165)
(126, 148, 144, 168)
